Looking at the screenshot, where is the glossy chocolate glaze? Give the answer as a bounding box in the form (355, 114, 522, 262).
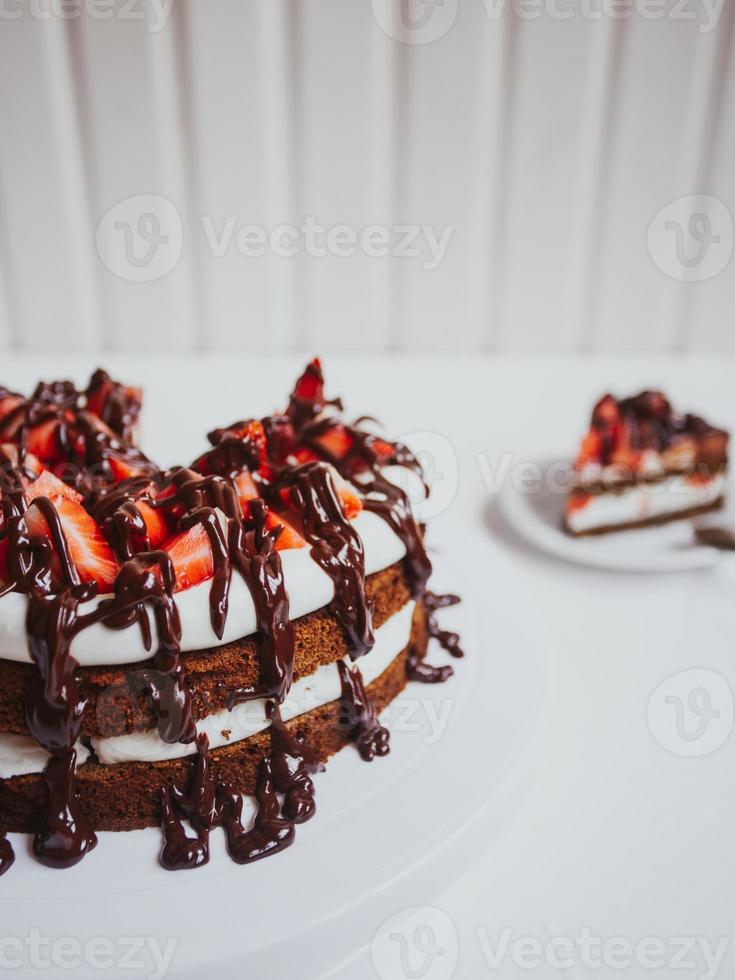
(0, 361, 462, 874)
(278, 461, 374, 659)
(337, 661, 390, 761)
(407, 593, 462, 684)
(159, 712, 322, 871)
(0, 833, 14, 876)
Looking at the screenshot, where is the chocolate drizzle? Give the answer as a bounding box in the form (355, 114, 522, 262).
(408, 592, 463, 684)
(0, 832, 14, 876)
(337, 661, 390, 761)
(159, 714, 322, 871)
(279, 461, 374, 659)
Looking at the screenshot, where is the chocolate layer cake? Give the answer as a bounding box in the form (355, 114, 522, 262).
(0, 360, 461, 874)
(565, 390, 729, 536)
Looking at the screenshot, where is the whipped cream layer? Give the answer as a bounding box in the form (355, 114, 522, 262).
(0, 734, 90, 780)
(566, 473, 724, 534)
(0, 509, 406, 668)
(0, 601, 415, 775)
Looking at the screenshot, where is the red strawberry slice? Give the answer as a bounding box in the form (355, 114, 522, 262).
(0, 394, 25, 428)
(26, 470, 83, 505)
(108, 455, 143, 483)
(26, 419, 63, 464)
(266, 511, 306, 551)
(24, 496, 119, 591)
(0, 443, 42, 476)
(291, 358, 324, 403)
(164, 523, 214, 592)
(136, 498, 170, 549)
(235, 471, 259, 505)
(314, 424, 352, 461)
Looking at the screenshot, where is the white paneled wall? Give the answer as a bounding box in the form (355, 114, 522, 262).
(0, 0, 732, 352)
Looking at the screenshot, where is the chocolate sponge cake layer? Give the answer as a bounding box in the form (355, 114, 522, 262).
(0, 562, 411, 740)
(0, 604, 427, 833)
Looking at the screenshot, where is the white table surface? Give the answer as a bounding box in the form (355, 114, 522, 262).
(2, 353, 734, 980)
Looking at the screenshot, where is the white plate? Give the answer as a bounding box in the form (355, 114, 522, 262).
(500, 457, 730, 573)
(0, 557, 546, 980)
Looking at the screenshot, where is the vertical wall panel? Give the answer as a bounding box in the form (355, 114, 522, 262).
(290, 0, 374, 351)
(494, 14, 602, 351)
(0, 15, 96, 348)
(396, 2, 490, 350)
(183, 0, 295, 350)
(590, 9, 719, 350)
(683, 11, 735, 351)
(75, 7, 177, 350)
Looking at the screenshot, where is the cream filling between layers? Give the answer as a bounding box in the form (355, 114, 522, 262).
(566, 473, 724, 534)
(89, 600, 415, 766)
(0, 736, 90, 780)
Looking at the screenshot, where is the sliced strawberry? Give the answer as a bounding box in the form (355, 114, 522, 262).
(26, 419, 63, 464)
(26, 470, 83, 505)
(338, 487, 362, 520)
(575, 429, 602, 468)
(565, 491, 591, 516)
(55, 498, 118, 590)
(136, 498, 170, 548)
(291, 358, 324, 403)
(0, 443, 41, 476)
(266, 511, 306, 551)
(164, 523, 214, 592)
(370, 437, 397, 461)
(108, 456, 143, 483)
(235, 471, 259, 505)
(24, 496, 119, 591)
(314, 424, 352, 460)
(0, 394, 25, 427)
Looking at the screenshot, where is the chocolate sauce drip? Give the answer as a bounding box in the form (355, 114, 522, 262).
(150, 471, 294, 705)
(280, 461, 374, 658)
(407, 592, 463, 684)
(0, 832, 15, 877)
(93, 477, 158, 561)
(283, 359, 432, 600)
(424, 592, 463, 659)
(268, 705, 324, 822)
(225, 499, 294, 707)
(220, 759, 295, 865)
(33, 749, 97, 868)
(337, 661, 390, 761)
(83, 552, 194, 745)
(159, 732, 300, 871)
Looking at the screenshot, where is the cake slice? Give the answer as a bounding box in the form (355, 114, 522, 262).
(564, 390, 729, 536)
